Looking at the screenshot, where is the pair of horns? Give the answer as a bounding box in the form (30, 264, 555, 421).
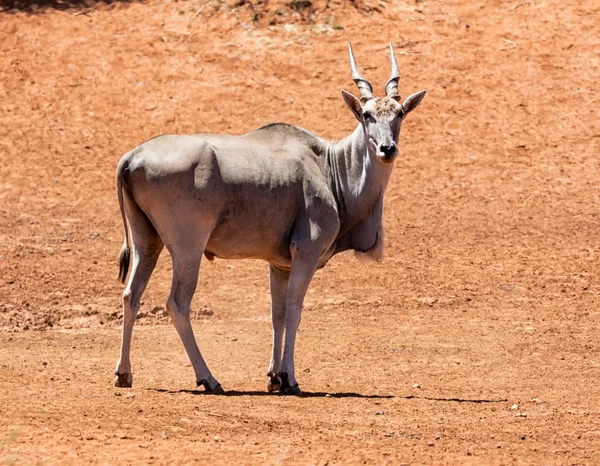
(348, 41, 400, 102)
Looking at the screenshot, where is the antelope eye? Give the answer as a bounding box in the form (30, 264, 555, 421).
(362, 112, 374, 121)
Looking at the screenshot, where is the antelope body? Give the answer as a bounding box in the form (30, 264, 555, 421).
(115, 43, 426, 394)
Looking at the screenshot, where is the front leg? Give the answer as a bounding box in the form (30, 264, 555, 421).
(267, 266, 289, 392)
(279, 252, 319, 395)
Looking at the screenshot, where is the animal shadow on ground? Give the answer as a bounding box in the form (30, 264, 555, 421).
(403, 395, 508, 404)
(149, 388, 508, 402)
(149, 388, 394, 399)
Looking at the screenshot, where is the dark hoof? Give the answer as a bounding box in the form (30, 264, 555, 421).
(279, 372, 302, 396)
(280, 384, 302, 396)
(114, 372, 132, 388)
(267, 373, 281, 393)
(197, 379, 225, 395)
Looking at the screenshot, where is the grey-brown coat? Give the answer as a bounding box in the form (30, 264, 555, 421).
(114, 42, 426, 394)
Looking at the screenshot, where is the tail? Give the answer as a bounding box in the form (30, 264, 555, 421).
(117, 159, 131, 284)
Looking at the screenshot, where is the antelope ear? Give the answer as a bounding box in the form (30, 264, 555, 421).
(401, 90, 426, 115)
(341, 90, 363, 122)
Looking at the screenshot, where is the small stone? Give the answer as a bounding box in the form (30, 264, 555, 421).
(497, 443, 502, 448)
(510, 403, 519, 410)
(325, 394, 332, 398)
(466, 448, 473, 456)
(521, 435, 526, 440)
(515, 412, 527, 417)
(375, 411, 384, 415)
(115, 391, 122, 396)
(427, 440, 435, 446)
(126, 393, 135, 399)
(150, 305, 164, 314)
(418, 297, 437, 306)
(412, 383, 420, 389)
(434, 434, 440, 440)
(384, 432, 394, 437)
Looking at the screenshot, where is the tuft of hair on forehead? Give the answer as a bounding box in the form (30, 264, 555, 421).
(365, 96, 402, 117)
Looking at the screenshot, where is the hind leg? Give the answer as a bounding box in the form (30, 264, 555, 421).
(115, 219, 163, 387)
(166, 246, 223, 393)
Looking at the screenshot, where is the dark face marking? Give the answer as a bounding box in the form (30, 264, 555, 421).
(371, 97, 403, 118)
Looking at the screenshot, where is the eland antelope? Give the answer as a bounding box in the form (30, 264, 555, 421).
(114, 42, 426, 395)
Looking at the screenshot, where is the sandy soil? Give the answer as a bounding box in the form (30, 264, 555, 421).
(1, 0, 600, 464)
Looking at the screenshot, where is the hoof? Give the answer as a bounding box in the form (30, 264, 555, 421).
(280, 384, 302, 396)
(114, 372, 132, 388)
(197, 379, 224, 395)
(267, 373, 281, 393)
(279, 372, 302, 396)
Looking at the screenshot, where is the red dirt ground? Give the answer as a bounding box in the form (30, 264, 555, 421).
(1, 0, 600, 464)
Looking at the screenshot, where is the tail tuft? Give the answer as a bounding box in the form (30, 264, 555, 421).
(118, 241, 130, 283)
(116, 158, 131, 284)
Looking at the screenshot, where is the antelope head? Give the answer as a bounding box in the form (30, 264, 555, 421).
(341, 42, 426, 164)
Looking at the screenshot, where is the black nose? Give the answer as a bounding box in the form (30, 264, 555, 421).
(380, 144, 397, 157)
